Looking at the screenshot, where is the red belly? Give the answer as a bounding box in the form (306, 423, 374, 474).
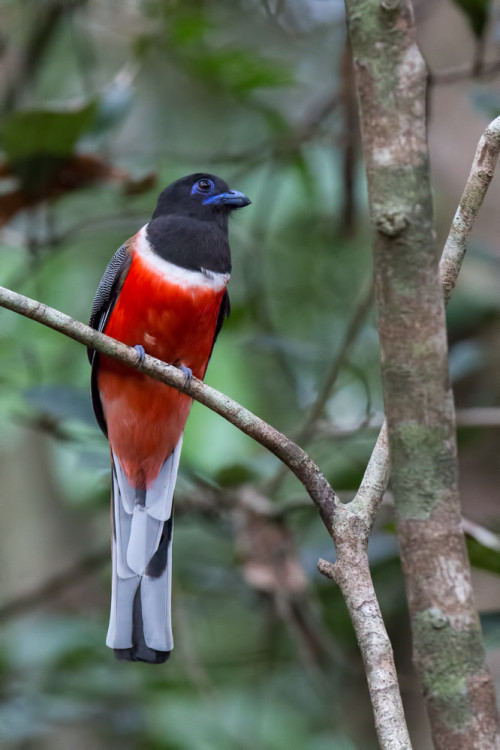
(98, 250, 225, 488)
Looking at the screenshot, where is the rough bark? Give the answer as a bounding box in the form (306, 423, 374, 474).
(320, 512, 411, 749)
(344, 1, 500, 748)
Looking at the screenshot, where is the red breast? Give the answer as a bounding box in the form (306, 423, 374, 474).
(98, 235, 227, 488)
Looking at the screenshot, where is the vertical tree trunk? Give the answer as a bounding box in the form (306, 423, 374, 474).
(343, 1, 500, 747)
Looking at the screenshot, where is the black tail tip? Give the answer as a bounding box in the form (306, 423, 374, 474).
(114, 647, 171, 664)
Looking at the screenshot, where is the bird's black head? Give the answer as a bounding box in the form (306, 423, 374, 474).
(152, 173, 251, 224)
(146, 174, 250, 275)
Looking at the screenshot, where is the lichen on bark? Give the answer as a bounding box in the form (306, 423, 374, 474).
(414, 611, 498, 746)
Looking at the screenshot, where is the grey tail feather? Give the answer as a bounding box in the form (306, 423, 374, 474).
(113, 567, 171, 664)
(107, 437, 182, 664)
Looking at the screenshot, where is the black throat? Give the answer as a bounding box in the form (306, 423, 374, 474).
(146, 214, 231, 275)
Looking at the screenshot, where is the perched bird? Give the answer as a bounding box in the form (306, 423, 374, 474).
(88, 174, 251, 663)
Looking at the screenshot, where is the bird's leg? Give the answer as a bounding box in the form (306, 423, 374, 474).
(177, 363, 193, 385)
(134, 345, 146, 368)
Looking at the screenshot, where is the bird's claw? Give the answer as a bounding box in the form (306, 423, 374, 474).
(178, 364, 193, 384)
(134, 345, 146, 368)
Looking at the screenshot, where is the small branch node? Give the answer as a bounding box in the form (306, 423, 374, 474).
(317, 558, 337, 580)
(380, 0, 400, 11)
(376, 210, 408, 237)
(426, 607, 449, 630)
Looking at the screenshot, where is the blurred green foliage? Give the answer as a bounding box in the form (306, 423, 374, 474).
(0, 101, 98, 161)
(452, 0, 491, 39)
(1, 1, 500, 749)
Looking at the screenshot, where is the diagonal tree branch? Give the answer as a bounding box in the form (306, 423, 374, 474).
(2, 0, 89, 113)
(0, 281, 410, 749)
(267, 277, 374, 496)
(0, 284, 338, 528)
(0, 547, 108, 623)
(293, 278, 374, 447)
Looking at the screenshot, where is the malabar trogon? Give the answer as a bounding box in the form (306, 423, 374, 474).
(88, 174, 251, 663)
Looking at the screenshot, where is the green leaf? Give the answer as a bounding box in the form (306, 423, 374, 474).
(479, 611, 500, 650)
(0, 100, 98, 162)
(467, 535, 500, 575)
(214, 462, 257, 487)
(452, 0, 491, 39)
(187, 49, 291, 96)
(169, 9, 211, 44)
(471, 88, 500, 119)
(23, 385, 95, 426)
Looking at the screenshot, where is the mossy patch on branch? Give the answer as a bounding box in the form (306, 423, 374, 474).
(414, 609, 486, 730)
(391, 421, 457, 519)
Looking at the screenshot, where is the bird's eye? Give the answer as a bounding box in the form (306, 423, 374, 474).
(191, 177, 215, 193)
(197, 178, 213, 192)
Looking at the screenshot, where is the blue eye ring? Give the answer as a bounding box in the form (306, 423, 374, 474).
(191, 178, 214, 195)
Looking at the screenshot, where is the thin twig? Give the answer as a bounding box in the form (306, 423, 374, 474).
(430, 58, 500, 86)
(347, 115, 500, 528)
(440, 116, 500, 303)
(150, 94, 338, 169)
(295, 279, 374, 445)
(268, 278, 374, 496)
(316, 407, 500, 438)
(0, 548, 108, 623)
(350, 422, 390, 529)
(462, 517, 500, 552)
(2, 0, 88, 112)
(456, 407, 500, 427)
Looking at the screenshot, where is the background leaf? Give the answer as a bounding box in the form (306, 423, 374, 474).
(0, 101, 99, 162)
(452, 0, 491, 39)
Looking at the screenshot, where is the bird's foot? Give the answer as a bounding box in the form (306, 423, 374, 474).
(178, 363, 193, 384)
(134, 345, 146, 368)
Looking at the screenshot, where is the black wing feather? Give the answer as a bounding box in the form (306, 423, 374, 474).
(214, 289, 230, 346)
(208, 289, 230, 362)
(88, 244, 132, 359)
(89, 243, 132, 436)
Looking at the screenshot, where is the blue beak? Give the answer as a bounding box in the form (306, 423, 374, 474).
(203, 190, 251, 208)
